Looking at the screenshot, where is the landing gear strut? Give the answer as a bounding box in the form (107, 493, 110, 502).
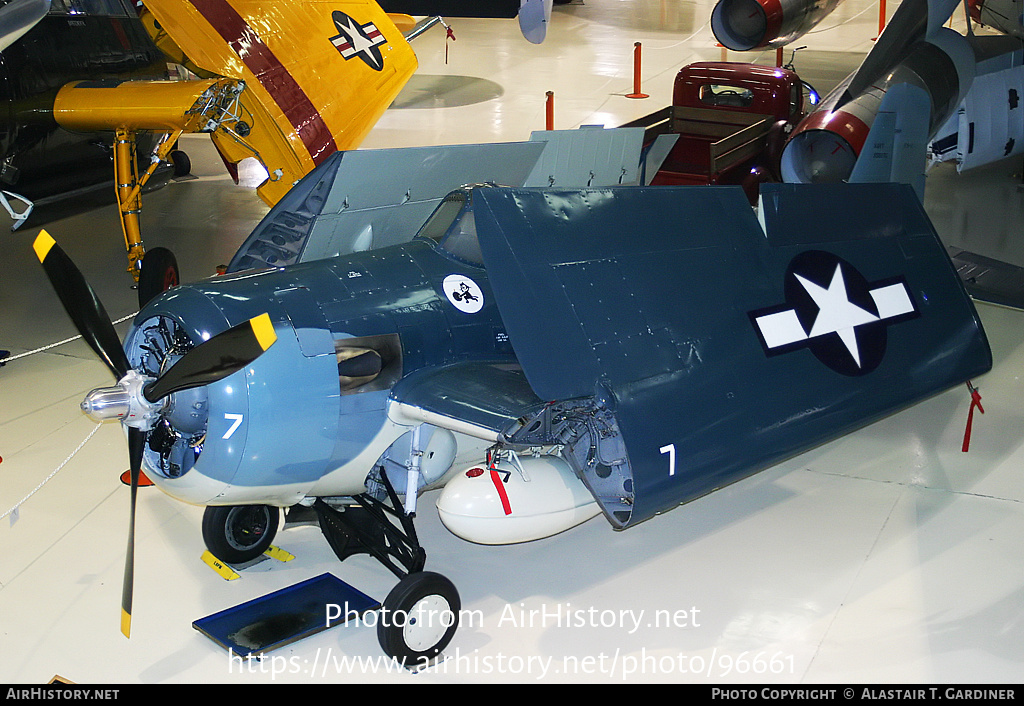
(314, 468, 460, 664)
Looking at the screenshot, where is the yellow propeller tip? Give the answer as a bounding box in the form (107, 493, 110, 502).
(250, 313, 277, 351)
(32, 230, 56, 264)
(120, 609, 132, 638)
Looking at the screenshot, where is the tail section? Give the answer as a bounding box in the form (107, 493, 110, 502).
(848, 83, 931, 200)
(143, 0, 418, 206)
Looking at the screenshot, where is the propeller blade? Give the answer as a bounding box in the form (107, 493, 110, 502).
(143, 313, 277, 402)
(121, 426, 144, 638)
(33, 230, 131, 379)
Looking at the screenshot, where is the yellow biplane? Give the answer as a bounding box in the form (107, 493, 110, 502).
(51, 0, 419, 298)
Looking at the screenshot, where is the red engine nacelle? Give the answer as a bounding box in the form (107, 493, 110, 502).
(781, 28, 975, 184)
(711, 0, 845, 50)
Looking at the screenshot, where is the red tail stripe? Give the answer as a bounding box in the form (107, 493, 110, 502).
(187, 0, 338, 164)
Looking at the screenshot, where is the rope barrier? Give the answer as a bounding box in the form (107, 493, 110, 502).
(2, 423, 104, 526)
(1, 311, 137, 526)
(1, 312, 136, 366)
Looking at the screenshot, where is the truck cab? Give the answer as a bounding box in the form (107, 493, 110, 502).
(631, 62, 808, 203)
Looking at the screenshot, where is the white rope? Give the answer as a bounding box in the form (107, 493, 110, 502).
(2, 422, 104, 525)
(1, 311, 137, 524)
(1, 312, 137, 365)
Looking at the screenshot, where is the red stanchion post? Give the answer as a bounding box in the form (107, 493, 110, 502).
(876, 0, 887, 39)
(626, 42, 649, 99)
(545, 91, 554, 130)
(776, 46, 784, 67)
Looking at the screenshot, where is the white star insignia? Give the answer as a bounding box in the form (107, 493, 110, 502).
(754, 263, 916, 369)
(329, 14, 385, 70)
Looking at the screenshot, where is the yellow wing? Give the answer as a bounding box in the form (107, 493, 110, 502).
(142, 0, 418, 206)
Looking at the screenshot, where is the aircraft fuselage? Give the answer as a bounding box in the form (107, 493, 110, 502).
(124, 234, 510, 506)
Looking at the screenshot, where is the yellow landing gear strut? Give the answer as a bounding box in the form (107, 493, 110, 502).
(53, 78, 247, 280)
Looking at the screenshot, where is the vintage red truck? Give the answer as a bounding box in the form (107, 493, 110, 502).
(627, 61, 813, 202)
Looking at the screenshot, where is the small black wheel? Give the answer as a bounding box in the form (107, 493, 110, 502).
(202, 505, 279, 564)
(169, 149, 191, 177)
(137, 246, 179, 309)
(377, 571, 460, 665)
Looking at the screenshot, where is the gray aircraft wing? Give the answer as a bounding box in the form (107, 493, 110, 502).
(226, 141, 545, 272)
(523, 126, 647, 187)
(226, 127, 655, 272)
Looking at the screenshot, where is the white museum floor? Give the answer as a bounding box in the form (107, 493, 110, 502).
(0, 0, 1022, 684)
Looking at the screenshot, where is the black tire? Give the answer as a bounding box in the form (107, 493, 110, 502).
(137, 246, 179, 309)
(377, 571, 460, 665)
(170, 149, 191, 177)
(202, 505, 279, 564)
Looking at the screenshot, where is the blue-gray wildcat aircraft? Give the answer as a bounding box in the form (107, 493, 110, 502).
(33, 127, 991, 664)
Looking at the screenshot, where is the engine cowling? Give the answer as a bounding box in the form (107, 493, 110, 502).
(436, 456, 601, 545)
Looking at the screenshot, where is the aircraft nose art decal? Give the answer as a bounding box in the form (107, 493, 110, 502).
(750, 250, 918, 376)
(329, 10, 386, 71)
(443, 274, 484, 314)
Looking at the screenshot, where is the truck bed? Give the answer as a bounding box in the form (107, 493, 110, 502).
(628, 105, 774, 181)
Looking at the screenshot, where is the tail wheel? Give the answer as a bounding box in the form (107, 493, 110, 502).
(137, 246, 179, 309)
(377, 571, 460, 665)
(202, 505, 279, 564)
(170, 149, 191, 177)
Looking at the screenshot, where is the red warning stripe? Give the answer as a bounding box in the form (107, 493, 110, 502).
(490, 469, 512, 516)
(187, 0, 338, 165)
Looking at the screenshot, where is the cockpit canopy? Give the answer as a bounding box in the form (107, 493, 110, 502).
(416, 185, 491, 267)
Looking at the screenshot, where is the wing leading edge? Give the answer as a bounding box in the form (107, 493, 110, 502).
(473, 183, 991, 528)
(388, 362, 547, 442)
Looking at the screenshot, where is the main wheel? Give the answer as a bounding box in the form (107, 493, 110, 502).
(137, 246, 179, 309)
(202, 505, 279, 564)
(170, 149, 191, 177)
(377, 571, 460, 665)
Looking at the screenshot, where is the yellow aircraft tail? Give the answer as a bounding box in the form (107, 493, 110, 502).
(142, 0, 419, 206)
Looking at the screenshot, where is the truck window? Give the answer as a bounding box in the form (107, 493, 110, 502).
(699, 84, 754, 108)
